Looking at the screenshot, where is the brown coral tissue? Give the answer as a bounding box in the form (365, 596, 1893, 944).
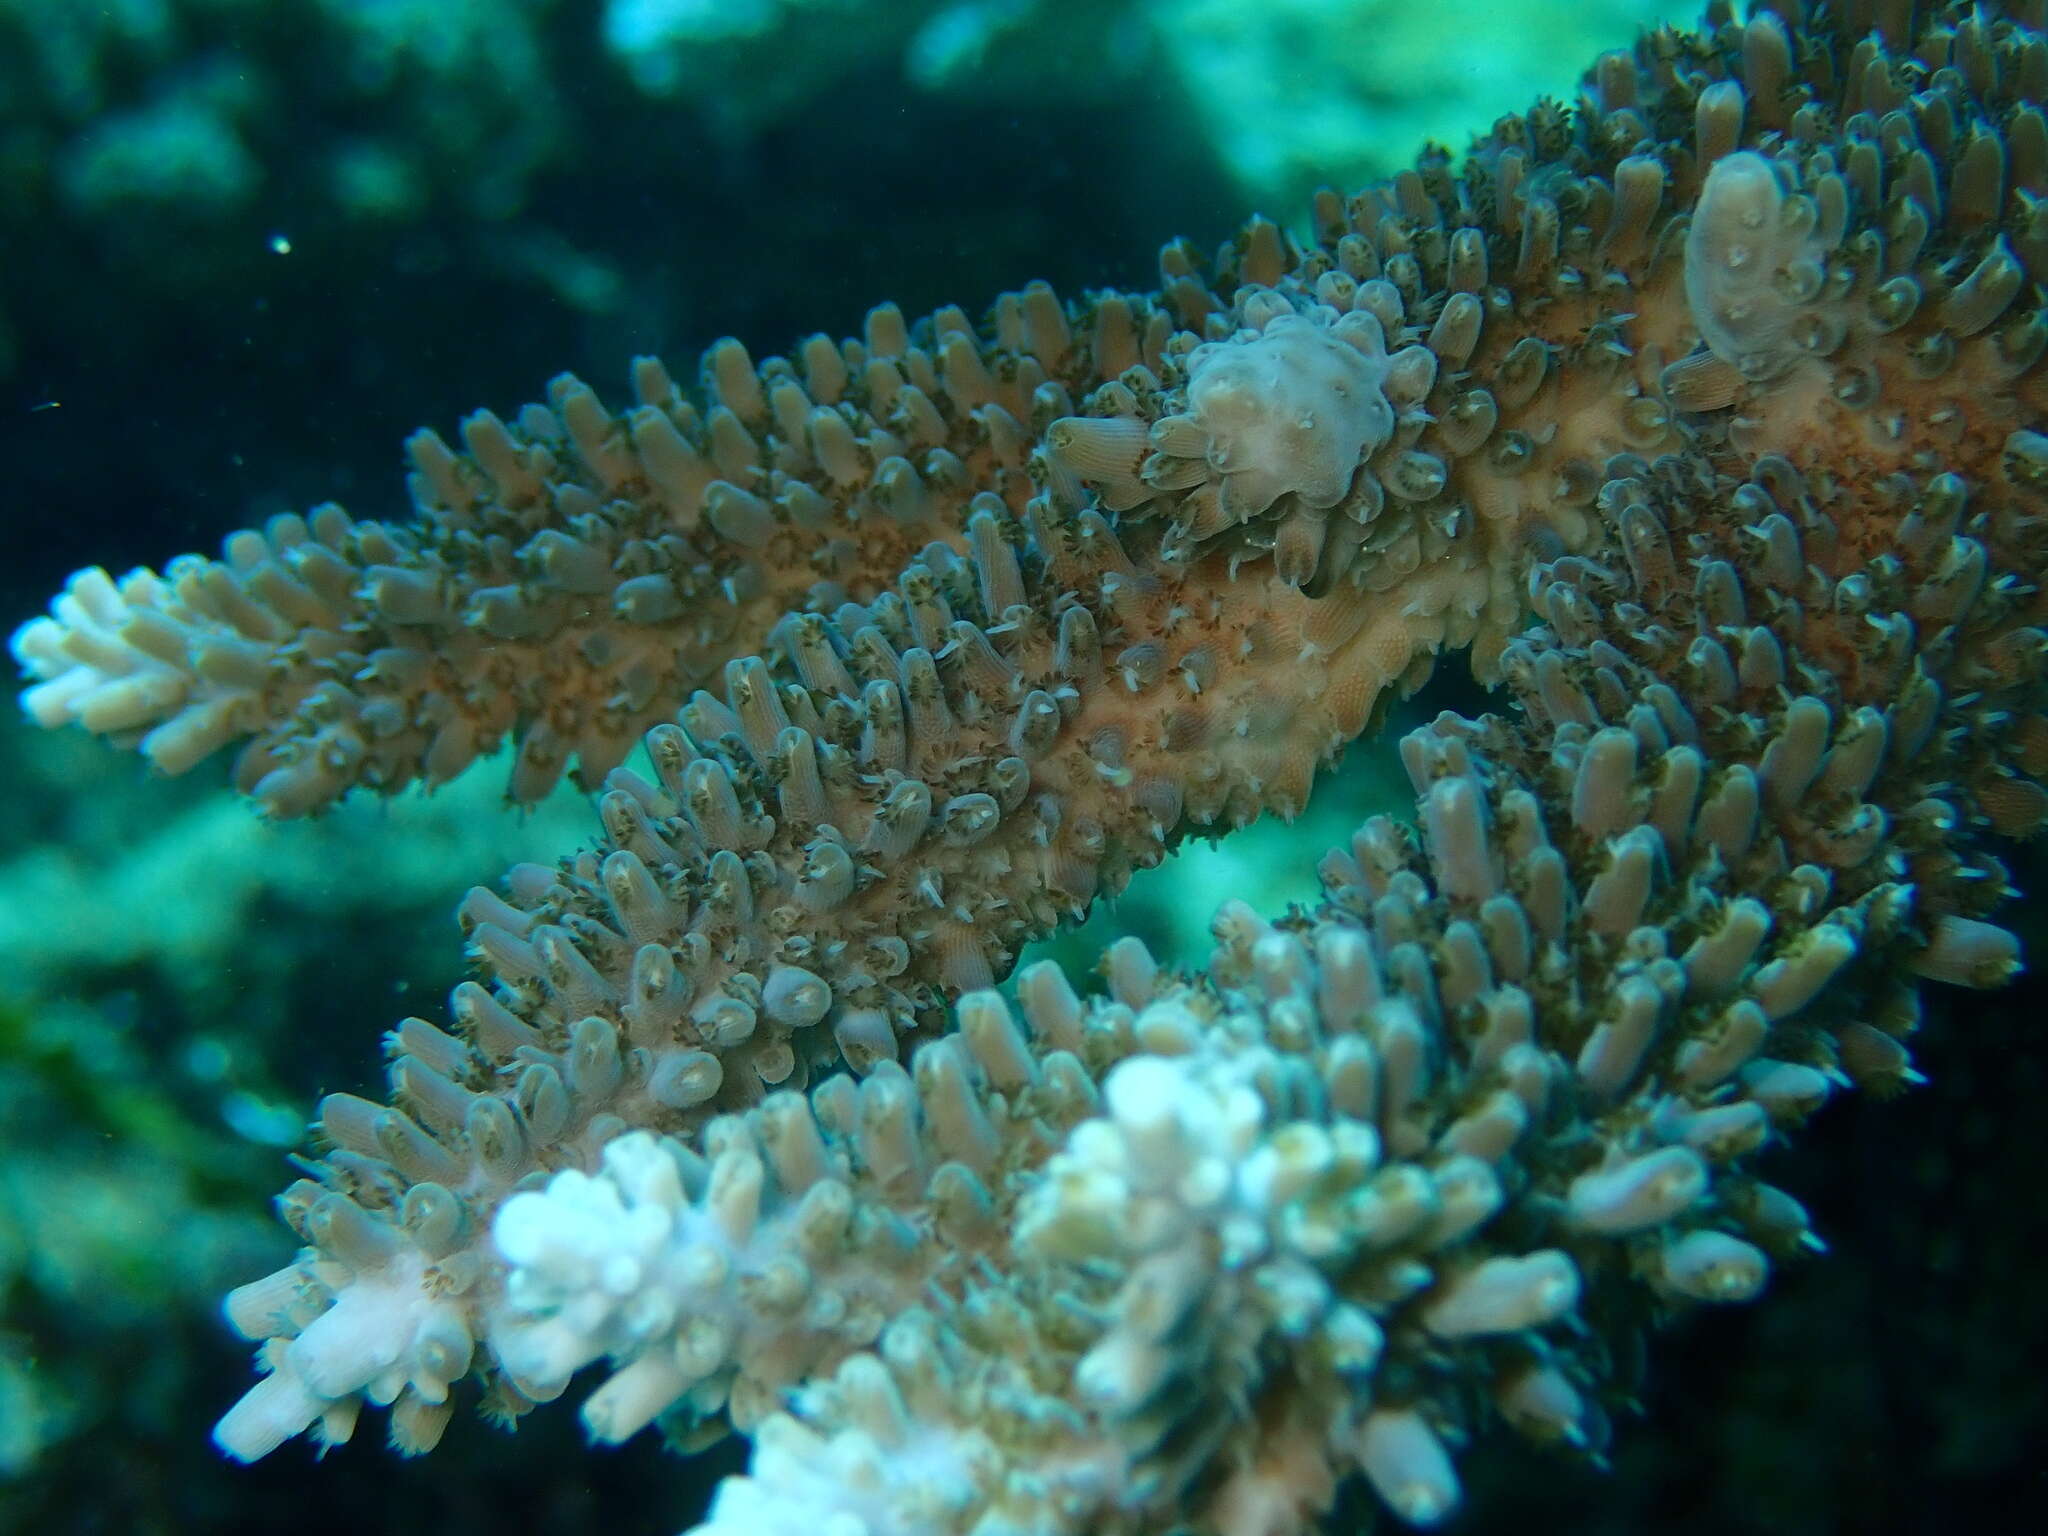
(12, 2, 2048, 1533)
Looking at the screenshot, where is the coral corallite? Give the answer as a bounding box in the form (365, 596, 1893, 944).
(12, 2, 2048, 1532)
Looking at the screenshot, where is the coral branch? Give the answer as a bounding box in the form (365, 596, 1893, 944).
(12, 1, 2048, 1532)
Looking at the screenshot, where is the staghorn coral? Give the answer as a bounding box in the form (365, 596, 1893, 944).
(11, 0, 2048, 1530)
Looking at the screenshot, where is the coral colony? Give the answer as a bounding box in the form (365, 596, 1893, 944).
(13, 2, 2048, 1531)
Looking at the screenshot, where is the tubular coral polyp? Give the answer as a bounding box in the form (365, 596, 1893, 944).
(13, 2, 2048, 1533)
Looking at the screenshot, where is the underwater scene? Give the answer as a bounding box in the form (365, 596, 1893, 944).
(1, 1, 2043, 1532)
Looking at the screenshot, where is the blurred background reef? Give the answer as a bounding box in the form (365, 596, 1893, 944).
(0, 2, 2041, 1532)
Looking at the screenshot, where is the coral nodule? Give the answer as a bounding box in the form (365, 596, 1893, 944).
(12, 2, 2048, 1532)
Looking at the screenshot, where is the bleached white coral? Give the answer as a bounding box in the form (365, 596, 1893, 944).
(489, 1128, 803, 1440)
(213, 1249, 473, 1462)
(490, 1135, 698, 1424)
(689, 1349, 1014, 1536)
(488, 1095, 966, 1446)
(11, 564, 263, 778)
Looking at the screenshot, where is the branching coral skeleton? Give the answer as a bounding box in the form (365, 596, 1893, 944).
(14, 2, 2048, 1531)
